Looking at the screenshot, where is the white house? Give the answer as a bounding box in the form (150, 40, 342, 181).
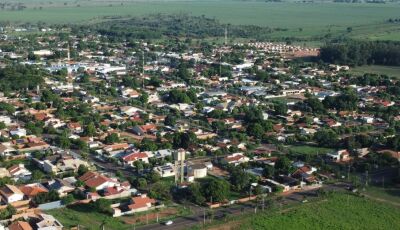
(0, 184, 24, 204)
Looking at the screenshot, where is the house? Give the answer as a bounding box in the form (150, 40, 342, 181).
(9, 128, 26, 137)
(122, 152, 150, 166)
(120, 106, 143, 116)
(121, 88, 140, 98)
(154, 163, 176, 178)
(67, 122, 82, 133)
(35, 213, 63, 230)
(45, 178, 75, 197)
(112, 194, 157, 217)
(42, 157, 90, 174)
(0, 143, 16, 156)
(8, 164, 32, 181)
(19, 183, 48, 199)
(221, 153, 250, 166)
(128, 194, 156, 212)
(131, 124, 157, 136)
(153, 149, 173, 159)
(0, 184, 24, 204)
(79, 171, 119, 191)
(8, 221, 33, 230)
(327, 149, 350, 162)
(103, 143, 130, 156)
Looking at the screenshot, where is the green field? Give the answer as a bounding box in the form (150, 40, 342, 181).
(1, 1, 400, 40)
(362, 186, 400, 205)
(46, 205, 132, 230)
(288, 145, 334, 155)
(350, 65, 400, 79)
(217, 192, 400, 230)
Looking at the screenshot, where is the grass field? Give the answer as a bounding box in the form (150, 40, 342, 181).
(46, 205, 132, 230)
(288, 145, 334, 155)
(350, 65, 400, 79)
(1, 1, 400, 41)
(362, 186, 400, 205)
(209, 192, 400, 230)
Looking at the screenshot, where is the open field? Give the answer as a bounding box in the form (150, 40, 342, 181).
(362, 186, 400, 205)
(350, 65, 400, 79)
(46, 205, 132, 230)
(288, 145, 334, 155)
(1, 1, 400, 40)
(207, 192, 400, 230)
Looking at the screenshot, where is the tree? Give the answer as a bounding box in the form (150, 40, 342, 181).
(104, 133, 120, 144)
(84, 122, 96, 137)
(229, 169, 252, 192)
(147, 171, 161, 183)
(275, 156, 291, 175)
(314, 128, 338, 147)
(247, 123, 264, 139)
(149, 182, 172, 201)
(31, 170, 44, 181)
(262, 165, 275, 178)
(77, 165, 88, 176)
(188, 183, 206, 205)
(164, 114, 177, 126)
(61, 194, 75, 205)
(203, 178, 230, 203)
(91, 198, 113, 215)
(173, 131, 197, 149)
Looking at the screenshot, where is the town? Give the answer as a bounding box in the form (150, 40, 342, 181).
(0, 20, 399, 230)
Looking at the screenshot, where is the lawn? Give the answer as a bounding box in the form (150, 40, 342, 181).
(213, 192, 400, 230)
(350, 65, 400, 79)
(1, 1, 400, 41)
(46, 204, 132, 230)
(288, 145, 334, 155)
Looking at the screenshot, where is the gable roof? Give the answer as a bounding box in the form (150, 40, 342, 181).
(128, 195, 156, 210)
(8, 221, 33, 230)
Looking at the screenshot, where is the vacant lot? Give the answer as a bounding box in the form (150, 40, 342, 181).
(209, 192, 400, 230)
(1, 1, 400, 41)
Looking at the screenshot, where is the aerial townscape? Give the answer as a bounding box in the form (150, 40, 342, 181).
(0, 1, 399, 230)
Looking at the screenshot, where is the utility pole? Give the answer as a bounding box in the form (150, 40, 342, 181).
(203, 208, 206, 226)
(219, 51, 222, 77)
(262, 194, 265, 211)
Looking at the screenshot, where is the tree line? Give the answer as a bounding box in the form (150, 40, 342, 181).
(319, 40, 400, 66)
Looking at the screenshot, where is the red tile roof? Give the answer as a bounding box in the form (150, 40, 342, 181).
(8, 221, 33, 230)
(128, 196, 156, 210)
(122, 152, 148, 162)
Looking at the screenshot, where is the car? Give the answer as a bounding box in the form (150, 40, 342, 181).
(164, 220, 173, 226)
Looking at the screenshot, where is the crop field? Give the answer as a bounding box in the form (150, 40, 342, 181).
(209, 192, 400, 230)
(1, 1, 400, 40)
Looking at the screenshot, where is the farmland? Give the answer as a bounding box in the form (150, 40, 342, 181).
(208, 192, 400, 230)
(1, 1, 400, 41)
